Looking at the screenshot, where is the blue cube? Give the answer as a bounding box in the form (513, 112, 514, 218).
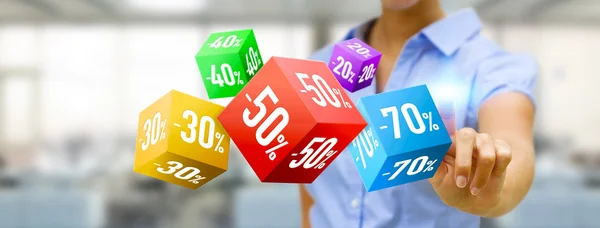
(348, 85, 452, 192)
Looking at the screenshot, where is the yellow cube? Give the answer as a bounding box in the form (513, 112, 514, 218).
(133, 90, 230, 189)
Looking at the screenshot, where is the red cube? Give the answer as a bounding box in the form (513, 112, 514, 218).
(218, 56, 367, 183)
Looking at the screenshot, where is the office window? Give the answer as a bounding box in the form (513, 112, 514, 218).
(535, 25, 600, 149)
(40, 25, 120, 138)
(1, 75, 34, 144)
(0, 25, 37, 68)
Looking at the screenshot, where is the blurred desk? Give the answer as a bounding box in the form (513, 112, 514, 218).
(502, 187, 600, 228)
(0, 188, 104, 228)
(234, 184, 301, 228)
(498, 161, 600, 228)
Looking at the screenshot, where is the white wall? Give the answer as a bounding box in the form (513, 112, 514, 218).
(495, 23, 600, 151)
(0, 25, 39, 145)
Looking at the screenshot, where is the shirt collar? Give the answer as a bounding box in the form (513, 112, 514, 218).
(342, 8, 482, 56)
(421, 8, 482, 56)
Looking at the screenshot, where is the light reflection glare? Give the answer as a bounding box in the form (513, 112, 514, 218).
(429, 82, 468, 104)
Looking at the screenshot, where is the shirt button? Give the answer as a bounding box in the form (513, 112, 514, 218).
(351, 199, 360, 208)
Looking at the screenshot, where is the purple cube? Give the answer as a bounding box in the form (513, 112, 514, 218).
(328, 38, 382, 93)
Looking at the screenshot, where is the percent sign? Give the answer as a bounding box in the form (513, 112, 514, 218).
(265, 134, 289, 161)
(160, 120, 166, 139)
(314, 149, 338, 169)
(348, 71, 356, 84)
(155, 117, 166, 141)
(380, 103, 440, 139)
(385, 156, 438, 181)
(234, 37, 243, 47)
(188, 175, 207, 184)
(213, 131, 225, 153)
(233, 70, 244, 85)
(421, 112, 439, 131)
(332, 88, 352, 108)
(423, 159, 437, 172)
(154, 116, 167, 140)
(352, 128, 379, 169)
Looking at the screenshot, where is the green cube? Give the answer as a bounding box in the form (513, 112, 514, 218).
(196, 29, 264, 99)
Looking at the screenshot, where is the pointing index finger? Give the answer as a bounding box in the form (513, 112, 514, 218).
(454, 128, 476, 188)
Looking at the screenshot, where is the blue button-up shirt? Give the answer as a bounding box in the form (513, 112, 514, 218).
(304, 8, 537, 228)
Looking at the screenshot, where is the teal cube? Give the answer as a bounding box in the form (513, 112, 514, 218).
(347, 85, 452, 191)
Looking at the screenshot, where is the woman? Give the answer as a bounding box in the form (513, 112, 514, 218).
(300, 0, 537, 227)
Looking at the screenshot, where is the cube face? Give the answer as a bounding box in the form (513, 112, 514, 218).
(133, 90, 231, 189)
(341, 38, 382, 61)
(347, 125, 388, 188)
(167, 90, 230, 170)
(352, 56, 381, 92)
(134, 92, 173, 170)
(359, 85, 452, 155)
(328, 38, 382, 93)
(237, 31, 264, 78)
(265, 122, 366, 183)
(348, 85, 453, 191)
(135, 152, 225, 190)
(217, 57, 316, 181)
(275, 57, 365, 125)
(329, 46, 361, 92)
(196, 29, 264, 99)
(366, 144, 449, 192)
(198, 29, 252, 56)
(218, 57, 367, 183)
(196, 54, 246, 99)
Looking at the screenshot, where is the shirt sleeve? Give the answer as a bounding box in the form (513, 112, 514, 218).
(471, 52, 538, 112)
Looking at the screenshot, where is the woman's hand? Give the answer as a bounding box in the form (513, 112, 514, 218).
(428, 127, 512, 216)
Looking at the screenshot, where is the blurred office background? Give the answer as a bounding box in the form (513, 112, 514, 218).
(0, 0, 599, 227)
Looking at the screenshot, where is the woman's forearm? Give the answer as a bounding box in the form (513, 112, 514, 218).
(484, 141, 535, 218)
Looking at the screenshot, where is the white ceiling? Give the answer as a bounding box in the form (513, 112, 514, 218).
(0, 0, 597, 23)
